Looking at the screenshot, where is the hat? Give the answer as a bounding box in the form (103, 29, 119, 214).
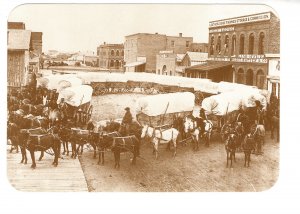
(125, 107, 130, 111)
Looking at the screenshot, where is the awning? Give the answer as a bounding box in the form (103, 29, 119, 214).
(185, 61, 232, 72)
(124, 61, 146, 67)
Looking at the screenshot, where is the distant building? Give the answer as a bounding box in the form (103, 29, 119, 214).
(97, 43, 124, 71)
(156, 51, 208, 76)
(186, 11, 280, 89)
(189, 43, 208, 53)
(8, 22, 25, 30)
(7, 29, 31, 89)
(124, 33, 193, 72)
(30, 32, 43, 55)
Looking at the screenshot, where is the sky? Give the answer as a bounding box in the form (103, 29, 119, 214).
(8, 4, 276, 53)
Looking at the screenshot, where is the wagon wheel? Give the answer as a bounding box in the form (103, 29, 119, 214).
(86, 105, 93, 124)
(220, 124, 230, 142)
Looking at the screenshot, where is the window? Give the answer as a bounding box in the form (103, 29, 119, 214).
(111, 50, 114, 56)
(239, 34, 245, 54)
(256, 69, 265, 89)
(216, 36, 221, 54)
(186, 41, 190, 47)
(210, 36, 215, 55)
(121, 50, 124, 56)
(171, 41, 175, 47)
(258, 32, 265, 55)
(116, 50, 119, 56)
(115, 60, 119, 68)
(246, 69, 254, 86)
(249, 33, 255, 54)
(110, 60, 114, 67)
(236, 68, 244, 84)
(231, 35, 236, 56)
(224, 35, 229, 54)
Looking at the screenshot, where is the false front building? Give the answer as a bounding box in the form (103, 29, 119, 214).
(185, 11, 280, 90)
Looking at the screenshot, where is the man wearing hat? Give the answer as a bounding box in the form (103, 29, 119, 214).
(122, 107, 133, 135)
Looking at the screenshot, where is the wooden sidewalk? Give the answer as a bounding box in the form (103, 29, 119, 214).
(7, 147, 88, 192)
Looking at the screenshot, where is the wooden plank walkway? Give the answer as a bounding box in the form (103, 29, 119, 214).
(7, 147, 88, 192)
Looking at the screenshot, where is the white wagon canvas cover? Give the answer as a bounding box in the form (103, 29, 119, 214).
(136, 92, 195, 126)
(57, 85, 93, 107)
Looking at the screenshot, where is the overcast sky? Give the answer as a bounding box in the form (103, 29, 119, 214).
(8, 4, 276, 53)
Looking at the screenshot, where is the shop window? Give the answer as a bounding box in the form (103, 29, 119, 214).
(216, 35, 221, 54)
(239, 34, 245, 54)
(256, 69, 265, 89)
(231, 35, 236, 56)
(249, 33, 255, 54)
(236, 68, 244, 84)
(258, 32, 265, 55)
(210, 36, 214, 55)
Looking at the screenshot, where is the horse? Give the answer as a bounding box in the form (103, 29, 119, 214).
(242, 133, 256, 167)
(225, 133, 238, 168)
(48, 108, 63, 128)
(183, 117, 200, 151)
(58, 125, 73, 156)
(141, 125, 179, 160)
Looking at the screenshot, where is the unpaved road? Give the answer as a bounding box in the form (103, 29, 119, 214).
(79, 93, 279, 192)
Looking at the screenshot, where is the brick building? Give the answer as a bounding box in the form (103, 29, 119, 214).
(189, 43, 208, 53)
(186, 12, 280, 90)
(97, 43, 124, 71)
(124, 33, 193, 72)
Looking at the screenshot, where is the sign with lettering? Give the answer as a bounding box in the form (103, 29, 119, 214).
(209, 55, 268, 64)
(209, 27, 235, 33)
(209, 12, 271, 28)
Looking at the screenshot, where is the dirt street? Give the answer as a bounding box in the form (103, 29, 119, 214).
(78, 93, 279, 192)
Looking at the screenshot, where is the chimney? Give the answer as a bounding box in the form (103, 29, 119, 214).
(104, 42, 106, 45)
(179, 33, 182, 37)
(155, 32, 158, 34)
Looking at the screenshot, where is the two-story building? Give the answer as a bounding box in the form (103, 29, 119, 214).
(185, 12, 280, 90)
(97, 43, 124, 71)
(124, 33, 193, 72)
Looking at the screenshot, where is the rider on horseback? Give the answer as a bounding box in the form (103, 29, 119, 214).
(122, 107, 133, 136)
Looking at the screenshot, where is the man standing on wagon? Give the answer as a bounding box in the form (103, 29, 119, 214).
(122, 107, 133, 136)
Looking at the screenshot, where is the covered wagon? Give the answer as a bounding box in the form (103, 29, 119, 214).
(136, 92, 195, 127)
(57, 84, 93, 125)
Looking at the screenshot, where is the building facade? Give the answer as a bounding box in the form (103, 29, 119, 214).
(97, 43, 124, 71)
(206, 12, 280, 89)
(186, 12, 280, 89)
(124, 33, 193, 72)
(7, 29, 31, 89)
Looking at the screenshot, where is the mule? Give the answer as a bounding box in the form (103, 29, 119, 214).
(225, 133, 238, 168)
(111, 135, 140, 169)
(242, 133, 256, 167)
(7, 122, 20, 153)
(183, 117, 200, 151)
(26, 132, 60, 169)
(69, 128, 96, 159)
(141, 125, 179, 160)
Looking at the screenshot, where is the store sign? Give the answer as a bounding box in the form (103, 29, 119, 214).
(209, 12, 271, 28)
(209, 27, 235, 33)
(209, 55, 268, 64)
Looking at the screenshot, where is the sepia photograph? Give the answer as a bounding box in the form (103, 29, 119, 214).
(6, 3, 281, 193)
